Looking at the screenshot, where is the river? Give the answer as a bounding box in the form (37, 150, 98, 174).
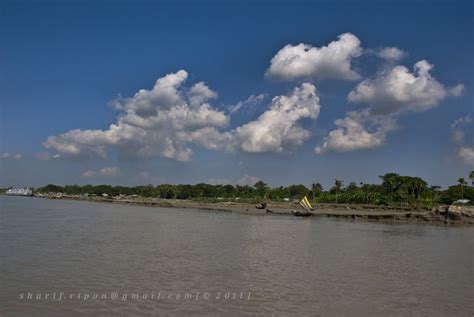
(1, 196, 472, 316)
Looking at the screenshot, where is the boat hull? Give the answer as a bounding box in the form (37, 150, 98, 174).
(292, 212, 313, 217)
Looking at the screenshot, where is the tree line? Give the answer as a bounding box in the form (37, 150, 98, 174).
(31, 172, 474, 207)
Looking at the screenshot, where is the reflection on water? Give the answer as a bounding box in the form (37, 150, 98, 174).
(1, 196, 473, 316)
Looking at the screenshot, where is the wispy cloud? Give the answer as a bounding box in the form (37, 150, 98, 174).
(34, 152, 61, 160)
(376, 47, 406, 62)
(81, 166, 121, 178)
(81, 170, 98, 178)
(1, 152, 22, 160)
(99, 167, 121, 177)
(237, 174, 259, 186)
(451, 115, 474, 165)
(228, 94, 266, 114)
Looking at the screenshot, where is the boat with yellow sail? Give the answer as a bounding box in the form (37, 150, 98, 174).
(292, 196, 315, 217)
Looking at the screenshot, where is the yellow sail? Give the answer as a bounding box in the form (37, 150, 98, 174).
(304, 196, 313, 209)
(299, 196, 314, 213)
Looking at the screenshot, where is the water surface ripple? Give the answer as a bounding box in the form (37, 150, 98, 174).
(1, 196, 472, 316)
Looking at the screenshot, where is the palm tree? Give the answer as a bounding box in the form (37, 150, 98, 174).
(379, 173, 401, 205)
(469, 171, 474, 186)
(334, 179, 343, 203)
(360, 182, 367, 204)
(458, 177, 467, 199)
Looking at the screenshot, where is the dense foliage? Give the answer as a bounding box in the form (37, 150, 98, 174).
(33, 172, 474, 207)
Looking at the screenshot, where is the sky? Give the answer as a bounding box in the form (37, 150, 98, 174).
(1, 0, 473, 189)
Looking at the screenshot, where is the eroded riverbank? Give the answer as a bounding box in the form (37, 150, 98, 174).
(31, 195, 474, 225)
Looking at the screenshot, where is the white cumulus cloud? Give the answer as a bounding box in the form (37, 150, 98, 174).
(43, 73, 320, 159)
(348, 60, 463, 115)
(188, 82, 218, 107)
(231, 83, 320, 153)
(315, 110, 396, 153)
(43, 70, 230, 162)
(182, 83, 321, 154)
(317, 60, 463, 154)
(266, 33, 362, 81)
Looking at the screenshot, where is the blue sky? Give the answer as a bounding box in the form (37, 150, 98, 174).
(1, 0, 473, 189)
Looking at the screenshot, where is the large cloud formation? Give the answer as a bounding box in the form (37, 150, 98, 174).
(44, 70, 229, 161)
(187, 83, 321, 153)
(315, 110, 396, 154)
(266, 33, 362, 81)
(43, 35, 465, 162)
(231, 83, 320, 153)
(316, 60, 463, 154)
(44, 71, 321, 160)
(348, 60, 463, 115)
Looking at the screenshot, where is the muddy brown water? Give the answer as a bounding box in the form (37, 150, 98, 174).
(1, 196, 473, 316)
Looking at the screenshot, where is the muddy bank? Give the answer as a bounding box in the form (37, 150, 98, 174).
(34, 195, 473, 225)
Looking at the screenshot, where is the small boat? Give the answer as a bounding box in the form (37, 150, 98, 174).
(293, 196, 315, 217)
(255, 202, 267, 210)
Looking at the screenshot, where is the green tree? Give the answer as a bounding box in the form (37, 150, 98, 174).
(458, 177, 467, 199)
(254, 181, 269, 199)
(157, 184, 175, 199)
(39, 184, 63, 193)
(311, 183, 323, 200)
(469, 171, 474, 186)
(360, 182, 371, 204)
(286, 184, 310, 199)
(379, 173, 402, 205)
(333, 179, 343, 203)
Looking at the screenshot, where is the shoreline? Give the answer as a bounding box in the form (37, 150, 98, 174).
(15, 194, 473, 225)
